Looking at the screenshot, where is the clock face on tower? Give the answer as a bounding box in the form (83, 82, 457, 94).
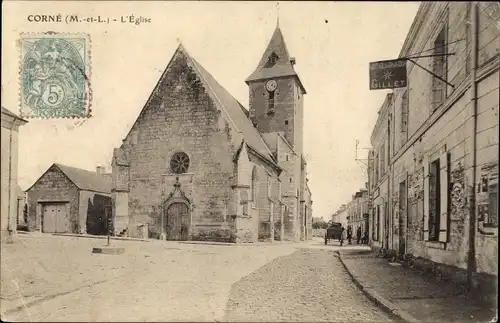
(265, 79, 278, 92)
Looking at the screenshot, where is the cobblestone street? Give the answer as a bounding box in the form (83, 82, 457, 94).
(1, 234, 299, 322)
(1, 235, 393, 322)
(224, 247, 393, 322)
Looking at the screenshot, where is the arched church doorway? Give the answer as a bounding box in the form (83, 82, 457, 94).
(164, 202, 190, 241)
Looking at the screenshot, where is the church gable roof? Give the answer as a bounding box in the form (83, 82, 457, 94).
(245, 26, 306, 94)
(188, 54, 277, 164)
(123, 43, 280, 169)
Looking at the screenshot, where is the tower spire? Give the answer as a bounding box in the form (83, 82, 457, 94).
(276, 2, 280, 27)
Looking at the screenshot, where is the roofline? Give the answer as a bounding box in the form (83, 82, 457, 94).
(233, 140, 246, 163)
(370, 93, 393, 145)
(26, 163, 74, 192)
(398, 2, 431, 59)
(26, 163, 112, 194)
(121, 44, 189, 144)
(276, 132, 297, 155)
(246, 144, 283, 175)
(188, 50, 278, 160)
(188, 53, 243, 136)
(1, 107, 28, 123)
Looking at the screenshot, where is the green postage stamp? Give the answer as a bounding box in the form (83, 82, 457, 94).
(19, 32, 91, 118)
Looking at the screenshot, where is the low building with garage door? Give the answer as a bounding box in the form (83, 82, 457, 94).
(26, 163, 112, 235)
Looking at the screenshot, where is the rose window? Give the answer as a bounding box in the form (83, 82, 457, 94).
(170, 152, 190, 174)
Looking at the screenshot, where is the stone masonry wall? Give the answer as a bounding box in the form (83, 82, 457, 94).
(249, 78, 298, 148)
(119, 51, 241, 240)
(26, 166, 80, 233)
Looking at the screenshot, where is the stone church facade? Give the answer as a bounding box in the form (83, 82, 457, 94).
(111, 25, 313, 243)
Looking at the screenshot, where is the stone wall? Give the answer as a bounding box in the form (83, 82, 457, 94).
(116, 50, 240, 240)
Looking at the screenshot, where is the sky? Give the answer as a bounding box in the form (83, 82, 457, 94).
(2, 1, 421, 221)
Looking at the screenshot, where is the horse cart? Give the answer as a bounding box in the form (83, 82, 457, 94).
(324, 222, 343, 245)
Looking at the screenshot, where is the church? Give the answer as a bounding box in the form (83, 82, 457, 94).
(111, 23, 313, 243)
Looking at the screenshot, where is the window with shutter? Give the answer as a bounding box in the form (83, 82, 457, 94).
(438, 152, 449, 242)
(401, 90, 409, 143)
(423, 157, 430, 241)
(428, 159, 441, 241)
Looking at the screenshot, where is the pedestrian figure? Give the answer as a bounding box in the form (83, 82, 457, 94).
(356, 226, 362, 244)
(339, 226, 345, 242)
(339, 226, 345, 246)
(347, 226, 352, 245)
(362, 231, 369, 244)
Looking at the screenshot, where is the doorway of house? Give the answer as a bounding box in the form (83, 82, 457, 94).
(41, 202, 70, 233)
(164, 202, 190, 241)
(399, 180, 407, 255)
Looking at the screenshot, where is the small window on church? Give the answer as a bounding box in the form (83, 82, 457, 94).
(268, 91, 275, 114)
(285, 120, 289, 125)
(265, 52, 279, 68)
(170, 152, 190, 174)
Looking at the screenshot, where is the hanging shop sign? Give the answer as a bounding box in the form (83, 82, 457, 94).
(369, 59, 407, 90)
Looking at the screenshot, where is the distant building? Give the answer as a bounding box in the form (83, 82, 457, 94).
(347, 190, 369, 234)
(332, 204, 348, 228)
(367, 2, 498, 289)
(1, 107, 28, 241)
(368, 94, 392, 250)
(26, 164, 112, 235)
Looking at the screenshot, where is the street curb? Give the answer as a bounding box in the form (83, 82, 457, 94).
(51, 233, 150, 242)
(178, 240, 298, 247)
(336, 251, 421, 323)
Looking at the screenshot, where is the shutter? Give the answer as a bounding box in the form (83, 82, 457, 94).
(439, 152, 449, 242)
(423, 157, 430, 241)
(379, 199, 383, 241)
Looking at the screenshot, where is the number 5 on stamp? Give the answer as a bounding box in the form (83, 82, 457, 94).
(19, 32, 92, 119)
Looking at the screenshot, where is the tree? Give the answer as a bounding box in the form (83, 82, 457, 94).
(312, 220, 328, 229)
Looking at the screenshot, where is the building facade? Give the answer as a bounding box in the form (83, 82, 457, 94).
(347, 189, 369, 235)
(27, 164, 112, 235)
(369, 94, 393, 250)
(368, 2, 498, 287)
(332, 203, 348, 228)
(1, 107, 27, 241)
(111, 25, 312, 243)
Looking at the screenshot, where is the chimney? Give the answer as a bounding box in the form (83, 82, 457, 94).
(96, 165, 105, 175)
(290, 57, 296, 66)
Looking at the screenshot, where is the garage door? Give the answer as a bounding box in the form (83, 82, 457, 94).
(42, 203, 70, 233)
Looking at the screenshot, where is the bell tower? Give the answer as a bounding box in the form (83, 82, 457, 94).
(245, 24, 306, 154)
